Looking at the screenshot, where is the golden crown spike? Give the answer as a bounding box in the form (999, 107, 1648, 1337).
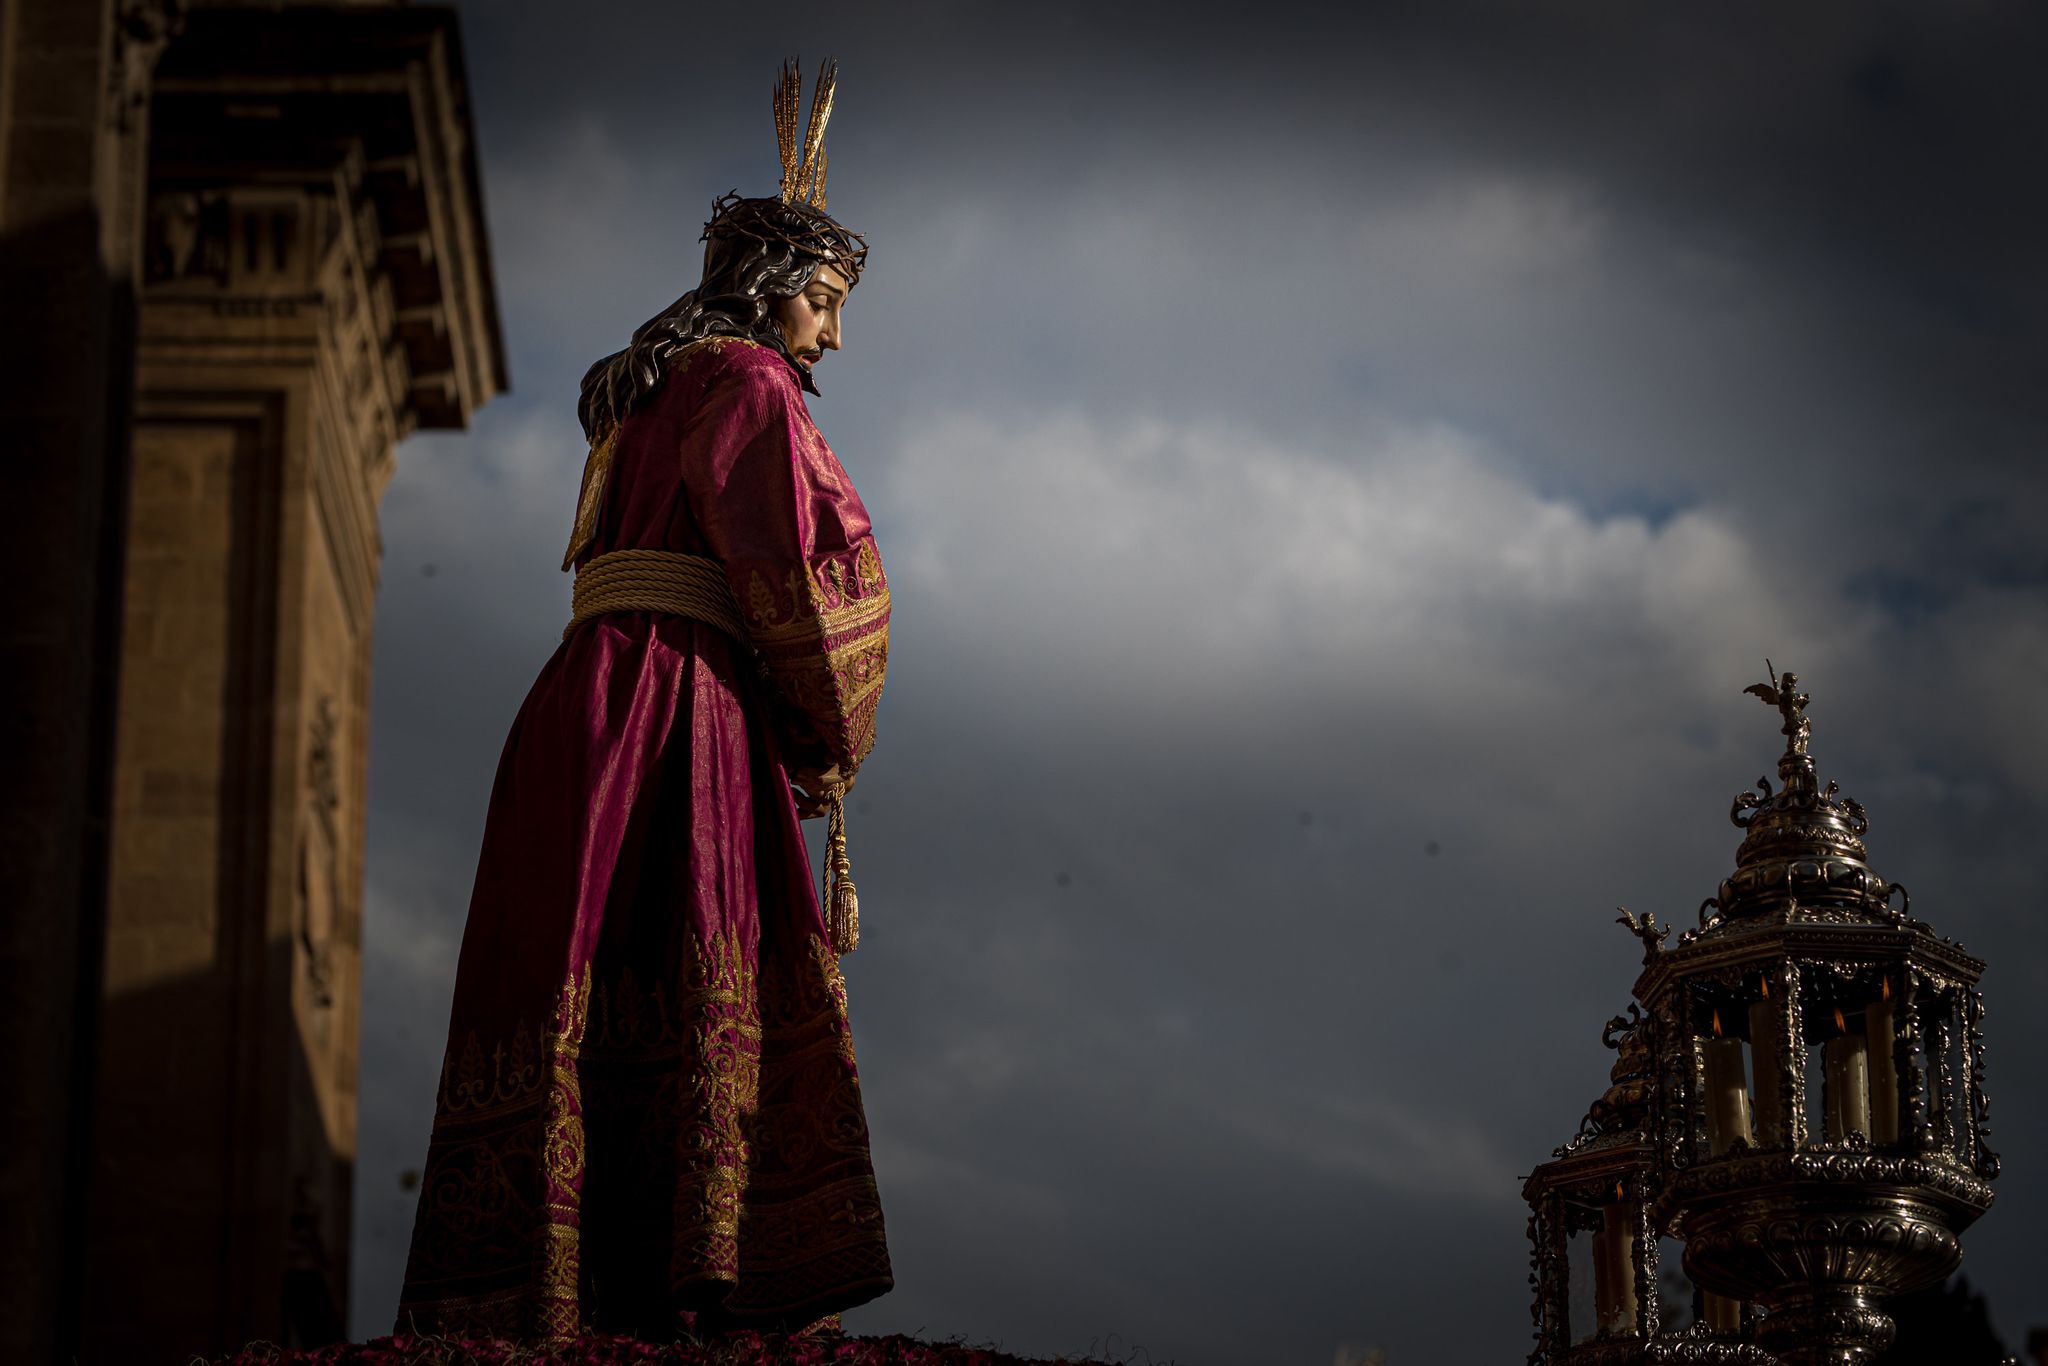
(775, 58, 837, 210)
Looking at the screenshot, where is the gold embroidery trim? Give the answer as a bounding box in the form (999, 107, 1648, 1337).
(745, 541, 890, 647)
(406, 932, 884, 1334)
(746, 539, 890, 762)
(436, 971, 591, 1124)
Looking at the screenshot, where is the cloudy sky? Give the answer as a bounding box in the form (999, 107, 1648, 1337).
(353, 3, 2048, 1360)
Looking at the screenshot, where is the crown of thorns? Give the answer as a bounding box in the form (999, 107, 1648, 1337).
(702, 190, 868, 286)
(690, 58, 866, 286)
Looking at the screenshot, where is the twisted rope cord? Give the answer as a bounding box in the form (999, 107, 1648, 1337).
(565, 548, 747, 642)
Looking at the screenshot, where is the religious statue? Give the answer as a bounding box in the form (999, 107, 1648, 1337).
(397, 60, 892, 1342)
(1614, 905, 1669, 964)
(1743, 658, 1811, 758)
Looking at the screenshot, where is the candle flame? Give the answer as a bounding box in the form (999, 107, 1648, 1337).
(1882, 977, 1893, 1004)
(1711, 1008, 1724, 1038)
(1614, 1181, 1625, 1202)
(1833, 1005, 1848, 1033)
(1760, 975, 1771, 1000)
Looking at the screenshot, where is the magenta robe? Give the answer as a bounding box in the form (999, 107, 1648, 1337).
(397, 337, 892, 1341)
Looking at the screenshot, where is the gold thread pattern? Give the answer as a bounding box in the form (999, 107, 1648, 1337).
(402, 971, 591, 1342)
(746, 538, 890, 767)
(399, 930, 887, 1339)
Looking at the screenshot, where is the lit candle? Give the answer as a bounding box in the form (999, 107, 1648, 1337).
(1704, 1292, 1743, 1335)
(1703, 1009, 1753, 1155)
(1867, 978, 1900, 1144)
(1824, 1006, 1871, 1141)
(1748, 978, 1785, 1147)
(1593, 1195, 1639, 1335)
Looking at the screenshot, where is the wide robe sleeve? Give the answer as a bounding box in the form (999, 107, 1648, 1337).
(678, 341, 889, 773)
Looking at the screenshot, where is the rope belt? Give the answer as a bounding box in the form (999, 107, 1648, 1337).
(563, 545, 864, 955)
(565, 548, 746, 642)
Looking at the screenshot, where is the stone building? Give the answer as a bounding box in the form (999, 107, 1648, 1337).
(0, 3, 504, 1361)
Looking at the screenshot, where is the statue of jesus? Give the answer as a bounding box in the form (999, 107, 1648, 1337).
(397, 60, 892, 1343)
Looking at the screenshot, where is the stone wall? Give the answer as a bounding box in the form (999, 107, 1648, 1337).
(0, 5, 501, 1360)
(0, 2, 168, 1360)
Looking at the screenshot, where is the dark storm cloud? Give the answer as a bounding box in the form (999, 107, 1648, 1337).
(356, 4, 2048, 1361)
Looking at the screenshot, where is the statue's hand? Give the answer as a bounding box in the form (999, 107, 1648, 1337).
(789, 763, 854, 820)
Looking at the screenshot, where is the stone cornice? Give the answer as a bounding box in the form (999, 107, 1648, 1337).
(146, 4, 506, 431)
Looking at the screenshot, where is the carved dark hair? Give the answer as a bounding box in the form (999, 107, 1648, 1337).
(577, 192, 866, 438)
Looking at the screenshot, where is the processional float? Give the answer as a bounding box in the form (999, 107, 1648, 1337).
(1523, 668, 2000, 1366)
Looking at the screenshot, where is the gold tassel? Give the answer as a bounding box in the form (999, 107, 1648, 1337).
(825, 792, 859, 954)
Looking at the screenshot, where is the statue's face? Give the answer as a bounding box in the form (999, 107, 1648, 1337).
(772, 262, 850, 373)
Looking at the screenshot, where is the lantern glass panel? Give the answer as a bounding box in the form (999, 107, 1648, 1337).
(1933, 992, 1969, 1161)
(1803, 1026, 1830, 1143)
(1695, 992, 1754, 1157)
(1868, 980, 1903, 1145)
(1656, 1235, 1694, 1330)
(1567, 1223, 1597, 1345)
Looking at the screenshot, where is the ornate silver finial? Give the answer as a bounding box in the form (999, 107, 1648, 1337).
(1742, 658, 1811, 759)
(1559, 1004, 1656, 1152)
(1739, 658, 1821, 807)
(1714, 665, 1900, 925)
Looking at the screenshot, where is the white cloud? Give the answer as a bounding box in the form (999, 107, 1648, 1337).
(877, 403, 1858, 747)
(1361, 173, 1610, 280)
